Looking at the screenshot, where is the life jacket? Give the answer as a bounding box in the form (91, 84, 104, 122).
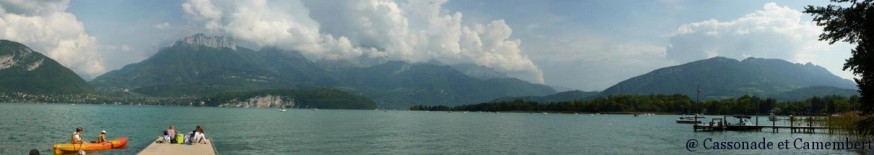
(97, 134, 106, 143)
(70, 132, 79, 144)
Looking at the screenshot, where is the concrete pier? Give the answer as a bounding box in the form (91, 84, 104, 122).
(138, 137, 216, 155)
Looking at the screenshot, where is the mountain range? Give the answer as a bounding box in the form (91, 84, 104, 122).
(91, 35, 326, 96)
(495, 57, 858, 103)
(601, 57, 857, 100)
(0, 35, 859, 106)
(90, 34, 555, 107)
(0, 40, 93, 94)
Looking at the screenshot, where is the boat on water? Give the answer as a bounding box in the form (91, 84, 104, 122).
(280, 98, 293, 112)
(675, 115, 705, 124)
(724, 115, 763, 131)
(767, 113, 790, 121)
(53, 137, 128, 154)
(694, 115, 764, 132)
(735, 116, 753, 126)
(696, 118, 726, 131)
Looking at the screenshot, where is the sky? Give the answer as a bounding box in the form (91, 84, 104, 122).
(0, 0, 857, 91)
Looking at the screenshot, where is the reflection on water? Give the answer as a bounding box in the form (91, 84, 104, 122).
(0, 103, 865, 154)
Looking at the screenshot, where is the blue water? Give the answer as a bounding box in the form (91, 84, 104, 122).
(0, 103, 867, 154)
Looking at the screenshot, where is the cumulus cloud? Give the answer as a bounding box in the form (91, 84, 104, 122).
(181, 0, 544, 83)
(0, 0, 107, 78)
(0, 0, 68, 16)
(667, 3, 840, 65)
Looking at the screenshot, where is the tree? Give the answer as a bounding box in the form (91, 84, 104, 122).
(805, 0, 874, 114)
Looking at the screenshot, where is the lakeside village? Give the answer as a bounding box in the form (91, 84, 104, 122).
(0, 91, 207, 106)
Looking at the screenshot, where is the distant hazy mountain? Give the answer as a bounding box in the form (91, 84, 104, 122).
(602, 57, 857, 100)
(448, 64, 509, 80)
(490, 90, 601, 103)
(92, 34, 554, 107)
(91, 34, 328, 96)
(336, 61, 555, 106)
(0, 40, 93, 94)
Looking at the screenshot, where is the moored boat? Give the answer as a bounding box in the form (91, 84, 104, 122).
(676, 115, 705, 124)
(53, 137, 128, 154)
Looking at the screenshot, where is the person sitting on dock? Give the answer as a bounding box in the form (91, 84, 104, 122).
(71, 127, 84, 144)
(166, 125, 176, 143)
(187, 126, 207, 144)
(188, 127, 207, 144)
(161, 130, 169, 143)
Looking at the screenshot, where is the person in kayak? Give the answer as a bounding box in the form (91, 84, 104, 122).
(96, 130, 107, 143)
(70, 127, 84, 144)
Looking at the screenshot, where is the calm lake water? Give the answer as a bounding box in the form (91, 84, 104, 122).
(0, 103, 869, 154)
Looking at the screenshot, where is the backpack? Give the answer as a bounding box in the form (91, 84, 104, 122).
(176, 133, 184, 144)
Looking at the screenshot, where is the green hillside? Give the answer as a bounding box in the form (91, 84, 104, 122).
(602, 57, 856, 99)
(0, 40, 93, 94)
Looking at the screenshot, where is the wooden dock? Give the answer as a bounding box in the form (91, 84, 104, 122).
(692, 115, 846, 133)
(138, 137, 217, 155)
(693, 124, 840, 133)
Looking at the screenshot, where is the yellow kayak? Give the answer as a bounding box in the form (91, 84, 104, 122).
(53, 137, 128, 154)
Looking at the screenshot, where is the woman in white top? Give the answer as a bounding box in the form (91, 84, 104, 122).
(189, 127, 207, 144)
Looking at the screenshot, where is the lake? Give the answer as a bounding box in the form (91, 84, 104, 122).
(0, 103, 868, 154)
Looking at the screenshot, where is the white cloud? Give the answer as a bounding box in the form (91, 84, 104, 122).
(0, 0, 107, 78)
(181, 0, 223, 32)
(181, 0, 544, 83)
(666, 2, 856, 80)
(667, 3, 842, 65)
(154, 22, 170, 29)
(0, 0, 68, 16)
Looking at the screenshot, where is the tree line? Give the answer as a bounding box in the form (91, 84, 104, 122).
(805, 0, 874, 135)
(410, 94, 862, 115)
